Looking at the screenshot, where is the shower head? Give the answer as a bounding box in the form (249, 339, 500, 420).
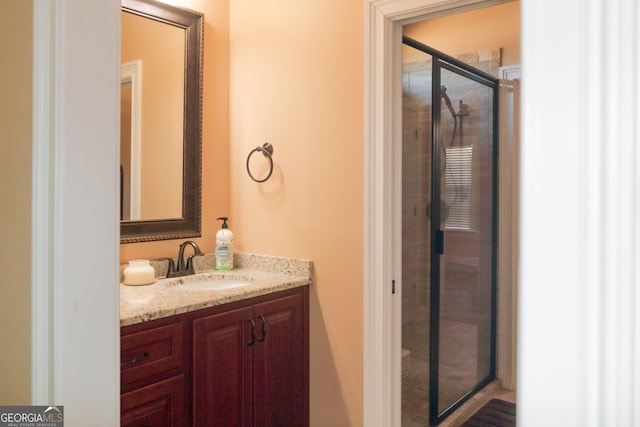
(457, 100, 470, 117)
(440, 85, 456, 118)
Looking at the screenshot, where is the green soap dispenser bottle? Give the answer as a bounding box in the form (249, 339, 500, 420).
(215, 217, 234, 271)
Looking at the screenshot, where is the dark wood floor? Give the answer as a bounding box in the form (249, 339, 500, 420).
(460, 399, 516, 427)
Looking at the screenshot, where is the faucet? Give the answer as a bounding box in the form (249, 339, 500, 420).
(177, 240, 203, 274)
(158, 240, 204, 278)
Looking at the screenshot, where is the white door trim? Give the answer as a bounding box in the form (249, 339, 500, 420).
(363, 1, 514, 425)
(31, 0, 121, 422)
(31, 0, 54, 403)
(518, 0, 640, 425)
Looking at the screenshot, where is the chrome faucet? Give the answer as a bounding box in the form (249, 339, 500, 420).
(158, 240, 204, 278)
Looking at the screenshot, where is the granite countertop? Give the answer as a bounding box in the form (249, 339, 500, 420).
(120, 253, 313, 327)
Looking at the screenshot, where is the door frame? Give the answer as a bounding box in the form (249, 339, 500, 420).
(363, 1, 516, 425)
(32, 0, 120, 422)
(497, 65, 520, 391)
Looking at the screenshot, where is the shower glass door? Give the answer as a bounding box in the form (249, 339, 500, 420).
(401, 36, 498, 426)
(433, 61, 497, 422)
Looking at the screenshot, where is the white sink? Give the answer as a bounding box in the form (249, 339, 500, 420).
(177, 279, 250, 291)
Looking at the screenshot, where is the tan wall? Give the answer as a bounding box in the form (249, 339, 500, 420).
(120, 1, 364, 424)
(120, 0, 230, 260)
(0, 0, 32, 404)
(229, 1, 364, 425)
(404, 1, 521, 66)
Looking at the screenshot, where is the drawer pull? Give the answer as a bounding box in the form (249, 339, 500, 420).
(121, 351, 150, 367)
(257, 315, 266, 342)
(247, 319, 256, 346)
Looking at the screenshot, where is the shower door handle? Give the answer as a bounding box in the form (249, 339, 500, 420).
(435, 230, 445, 254)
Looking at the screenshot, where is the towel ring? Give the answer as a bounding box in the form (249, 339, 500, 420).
(246, 143, 274, 183)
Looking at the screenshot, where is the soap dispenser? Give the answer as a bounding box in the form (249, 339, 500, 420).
(215, 217, 234, 271)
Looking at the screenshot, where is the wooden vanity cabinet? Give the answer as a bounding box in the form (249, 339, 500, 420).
(120, 375, 186, 427)
(120, 315, 190, 427)
(192, 287, 309, 427)
(120, 286, 309, 427)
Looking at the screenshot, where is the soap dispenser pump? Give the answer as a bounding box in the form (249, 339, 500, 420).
(215, 217, 234, 271)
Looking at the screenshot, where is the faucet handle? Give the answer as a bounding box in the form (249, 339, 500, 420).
(157, 257, 176, 278)
(186, 253, 205, 274)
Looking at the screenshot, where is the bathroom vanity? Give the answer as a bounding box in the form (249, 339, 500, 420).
(120, 254, 312, 427)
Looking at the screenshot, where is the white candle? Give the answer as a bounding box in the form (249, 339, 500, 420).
(123, 259, 155, 285)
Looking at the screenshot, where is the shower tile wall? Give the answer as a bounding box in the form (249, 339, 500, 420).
(402, 60, 432, 326)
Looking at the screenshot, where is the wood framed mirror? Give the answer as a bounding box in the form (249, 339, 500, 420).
(120, 0, 203, 243)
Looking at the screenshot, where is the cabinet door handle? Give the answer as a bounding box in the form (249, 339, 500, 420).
(247, 319, 256, 346)
(257, 315, 267, 342)
(121, 351, 150, 367)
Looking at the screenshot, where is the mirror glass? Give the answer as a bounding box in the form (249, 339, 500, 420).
(120, 0, 203, 243)
(121, 12, 184, 221)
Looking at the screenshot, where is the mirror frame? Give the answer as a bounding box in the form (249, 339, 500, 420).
(120, 0, 203, 243)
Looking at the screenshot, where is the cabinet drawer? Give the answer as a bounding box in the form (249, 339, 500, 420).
(121, 374, 186, 427)
(121, 322, 184, 386)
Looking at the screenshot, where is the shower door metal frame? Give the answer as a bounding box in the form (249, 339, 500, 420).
(402, 36, 500, 426)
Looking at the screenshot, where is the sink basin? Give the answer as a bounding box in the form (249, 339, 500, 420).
(177, 279, 250, 291)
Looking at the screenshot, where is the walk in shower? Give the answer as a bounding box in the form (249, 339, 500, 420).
(401, 36, 498, 426)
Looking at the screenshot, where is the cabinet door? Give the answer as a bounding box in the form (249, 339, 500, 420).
(121, 374, 186, 427)
(193, 305, 254, 427)
(253, 292, 307, 427)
